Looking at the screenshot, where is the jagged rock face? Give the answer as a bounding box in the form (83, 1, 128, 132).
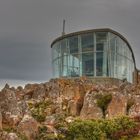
(44, 115, 56, 126)
(24, 83, 48, 101)
(5, 133, 19, 140)
(129, 96, 140, 116)
(0, 88, 22, 127)
(65, 84, 85, 116)
(106, 93, 127, 118)
(0, 132, 19, 140)
(15, 86, 24, 101)
(17, 114, 38, 140)
(32, 84, 47, 100)
(0, 88, 20, 115)
(47, 80, 61, 99)
(0, 111, 2, 130)
(17, 100, 29, 116)
(1, 79, 140, 139)
(68, 100, 78, 116)
(80, 90, 103, 119)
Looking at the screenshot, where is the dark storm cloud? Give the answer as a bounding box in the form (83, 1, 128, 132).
(0, 0, 140, 84)
(0, 39, 52, 80)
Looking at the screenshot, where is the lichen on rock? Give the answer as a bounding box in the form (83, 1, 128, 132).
(0, 78, 140, 139)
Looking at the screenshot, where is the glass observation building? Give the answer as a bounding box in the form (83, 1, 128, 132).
(51, 28, 136, 83)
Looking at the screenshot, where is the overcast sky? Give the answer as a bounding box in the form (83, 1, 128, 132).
(0, 0, 140, 87)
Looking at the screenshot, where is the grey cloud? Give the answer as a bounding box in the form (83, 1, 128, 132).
(0, 0, 139, 84)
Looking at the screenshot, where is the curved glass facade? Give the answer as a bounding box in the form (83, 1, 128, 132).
(52, 30, 135, 83)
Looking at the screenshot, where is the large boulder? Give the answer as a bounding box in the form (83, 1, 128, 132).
(0, 87, 22, 127)
(64, 84, 85, 116)
(5, 133, 19, 140)
(15, 86, 24, 101)
(48, 80, 62, 100)
(24, 83, 48, 101)
(44, 115, 56, 126)
(0, 132, 19, 140)
(17, 114, 38, 140)
(106, 93, 127, 118)
(80, 90, 103, 119)
(68, 100, 78, 116)
(129, 96, 140, 117)
(32, 84, 47, 100)
(18, 100, 29, 116)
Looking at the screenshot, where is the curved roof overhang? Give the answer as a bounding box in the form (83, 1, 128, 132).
(51, 28, 136, 69)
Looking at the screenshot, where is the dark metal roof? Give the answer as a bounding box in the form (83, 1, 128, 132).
(50, 28, 136, 68)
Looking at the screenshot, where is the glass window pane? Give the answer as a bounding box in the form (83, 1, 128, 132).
(69, 36, 78, 54)
(96, 52, 103, 76)
(62, 55, 68, 66)
(81, 33, 94, 52)
(82, 53, 94, 76)
(52, 44, 57, 60)
(53, 59, 59, 77)
(52, 43, 61, 59)
(116, 37, 122, 55)
(61, 39, 68, 55)
(68, 54, 79, 77)
(96, 32, 108, 51)
(110, 33, 116, 53)
(61, 66, 67, 77)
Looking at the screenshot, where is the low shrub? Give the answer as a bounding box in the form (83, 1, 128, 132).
(133, 116, 140, 122)
(3, 127, 28, 140)
(126, 99, 135, 114)
(30, 100, 53, 122)
(112, 125, 140, 140)
(96, 94, 112, 118)
(36, 126, 48, 140)
(65, 116, 138, 140)
(66, 119, 105, 140)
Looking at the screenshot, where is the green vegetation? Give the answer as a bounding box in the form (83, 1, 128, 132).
(3, 127, 28, 140)
(29, 100, 53, 122)
(36, 126, 48, 140)
(3, 127, 15, 133)
(96, 94, 112, 118)
(126, 99, 135, 115)
(65, 116, 137, 140)
(66, 119, 104, 140)
(130, 136, 140, 140)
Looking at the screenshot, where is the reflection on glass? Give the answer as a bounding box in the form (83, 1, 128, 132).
(96, 52, 103, 76)
(61, 39, 67, 55)
(82, 53, 94, 76)
(69, 36, 78, 54)
(96, 32, 107, 51)
(68, 54, 79, 77)
(52, 32, 135, 83)
(81, 33, 94, 52)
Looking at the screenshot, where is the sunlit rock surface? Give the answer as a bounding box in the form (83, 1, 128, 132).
(0, 78, 140, 139)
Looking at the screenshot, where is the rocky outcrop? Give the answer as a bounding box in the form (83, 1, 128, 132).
(0, 87, 22, 128)
(5, 133, 19, 140)
(129, 96, 140, 116)
(17, 114, 38, 140)
(24, 83, 48, 101)
(0, 132, 19, 140)
(80, 90, 103, 119)
(0, 78, 140, 139)
(106, 93, 127, 118)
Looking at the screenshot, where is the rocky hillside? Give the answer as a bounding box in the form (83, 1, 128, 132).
(0, 78, 140, 140)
